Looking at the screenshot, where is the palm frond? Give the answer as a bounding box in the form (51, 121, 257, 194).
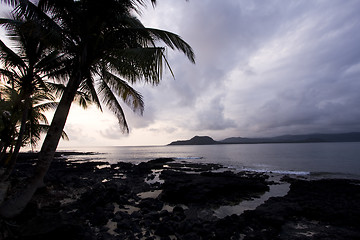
(33, 101, 58, 112)
(33, 124, 69, 142)
(44, 65, 70, 84)
(1, 85, 20, 102)
(72, 90, 92, 109)
(31, 95, 54, 106)
(34, 50, 62, 72)
(0, 68, 16, 83)
(60, 129, 69, 141)
(7, 0, 64, 47)
(132, 0, 157, 6)
(102, 70, 144, 115)
(0, 38, 26, 69)
(31, 74, 49, 92)
(107, 47, 169, 85)
(11, 1, 39, 24)
(34, 111, 48, 125)
(0, 18, 23, 28)
(44, 82, 65, 98)
(111, 21, 195, 64)
(98, 81, 129, 133)
(79, 73, 102, 110)
(0, 0, 21, 6)
(145, 28, 195, 64)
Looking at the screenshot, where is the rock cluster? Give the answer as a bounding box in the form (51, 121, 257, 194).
(1, 154, 360, 239)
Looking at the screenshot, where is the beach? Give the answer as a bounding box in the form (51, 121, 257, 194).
(1, 152, 359, 240)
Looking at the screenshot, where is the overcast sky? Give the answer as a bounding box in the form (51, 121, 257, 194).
(2, 0, 360, 148)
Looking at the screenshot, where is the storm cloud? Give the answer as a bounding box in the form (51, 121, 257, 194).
(3, 0, 359, 147)
(132, 0, 360, 141)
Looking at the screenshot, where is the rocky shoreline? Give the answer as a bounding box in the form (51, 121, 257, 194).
(1, 153, 360, 239)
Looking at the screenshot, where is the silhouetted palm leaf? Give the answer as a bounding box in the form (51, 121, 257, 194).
(101, 70, 144, 114)
(98, 80, 129, 133)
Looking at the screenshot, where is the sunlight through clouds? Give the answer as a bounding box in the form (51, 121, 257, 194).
(6, 0, 359, 148)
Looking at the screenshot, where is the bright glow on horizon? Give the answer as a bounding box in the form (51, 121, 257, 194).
(2, 1, 360, 150)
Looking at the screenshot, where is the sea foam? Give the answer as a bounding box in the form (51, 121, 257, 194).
(241, 168, 310, 175)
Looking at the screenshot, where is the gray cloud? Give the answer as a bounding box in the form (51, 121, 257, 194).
(4, 0, 358, 148)
(136, 0, 360, 140)
(64, 124, 96, 142)
(99, 124, 127, 140)
(193, 96, 237, 131)
(148, 127, 178, 134)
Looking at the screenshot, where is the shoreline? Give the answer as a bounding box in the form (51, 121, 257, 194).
(1, 153, 360, 239)
(59, 148, 360, 181)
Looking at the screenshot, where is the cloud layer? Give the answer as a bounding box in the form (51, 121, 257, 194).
(125, 0, 360, 143)
(3, 0, 359, 147)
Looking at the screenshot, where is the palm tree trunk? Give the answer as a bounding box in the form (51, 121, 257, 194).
(0, 144, 8, 166)
(0, 142, 4, 155)
(0, 144, 8, 180)
(0, 75, 81, 218)
(0, 100, 30, 181)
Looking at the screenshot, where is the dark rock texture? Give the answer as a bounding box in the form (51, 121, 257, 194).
(1, 154, 360, 240)
(160, 170, 269, 205)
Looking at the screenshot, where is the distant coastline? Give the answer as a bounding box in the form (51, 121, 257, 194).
(168, 132, 360, 145)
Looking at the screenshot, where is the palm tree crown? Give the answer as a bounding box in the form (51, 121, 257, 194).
(0, 13, 68, 179)
(0, 0, 195, 218)
(34, 0, 195, 132)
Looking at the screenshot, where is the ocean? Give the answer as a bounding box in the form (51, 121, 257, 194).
(60, 142, 360, 179)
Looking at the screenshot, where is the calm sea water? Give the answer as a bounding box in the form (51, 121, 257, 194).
(60, 142, 360, 179)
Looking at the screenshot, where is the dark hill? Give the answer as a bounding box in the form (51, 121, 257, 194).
(169, 132, 360, 145)
(169, 136, 218, 145)
(221, 132, 360, 144)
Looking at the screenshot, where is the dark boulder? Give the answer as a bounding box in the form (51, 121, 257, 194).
(160, 170, 269, 205)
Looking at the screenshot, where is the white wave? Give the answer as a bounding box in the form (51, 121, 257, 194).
(241, 168, 310, 175)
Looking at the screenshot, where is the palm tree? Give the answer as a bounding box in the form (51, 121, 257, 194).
(21, 93, 69, 151)
(0, 85, 70, 181)
(0, 0, 195, 218)
(0, 86, 26, 164)
(0, 94, 15, 162)
(0, 16, 60, 171)
(0, 12, 66, 175)
(0, 13, 93, 175)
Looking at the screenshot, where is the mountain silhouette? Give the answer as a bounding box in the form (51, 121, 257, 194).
(169, 136, 217, 145)
(168, 132, 360, 145)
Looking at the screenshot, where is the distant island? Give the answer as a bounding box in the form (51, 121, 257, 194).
(168, 132, 360, 145)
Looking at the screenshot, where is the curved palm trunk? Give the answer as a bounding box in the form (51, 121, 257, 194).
(0, 75, 81, 218)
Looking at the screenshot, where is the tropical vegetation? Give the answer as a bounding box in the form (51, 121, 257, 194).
(0, 13, 68, 180)
(0, 0, 194, 218)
